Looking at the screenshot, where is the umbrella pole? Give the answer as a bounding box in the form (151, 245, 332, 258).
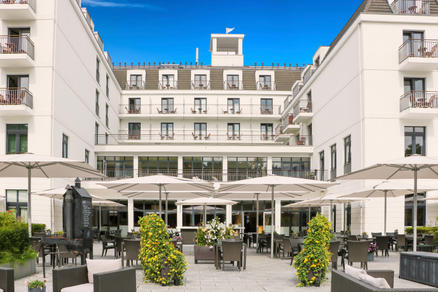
(413, 168, 418, 252)
(330, 201, 333, 231)
(165, 192, 168, 226)
(271, 186, 275, 259)
(27, 167, 32, 236)
(343, 203, 346, 233)
(203, 205, 206, 224)
(308, 207, 311, 222)
(384, 191, 387, 235)
(99, 206, 102, 233)
(158, 185, 162, 219)
(256, 194, 259, 250)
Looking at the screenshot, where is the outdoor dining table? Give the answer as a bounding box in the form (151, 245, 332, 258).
(214, 240, 247, 270)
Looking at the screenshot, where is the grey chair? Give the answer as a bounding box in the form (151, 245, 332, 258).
(123, 240, 140, 267)
(280, 237, 293, 259)
(371, 232, 382, 238)
(221, 241, 243, 271)
(30, 237, 42, 264)
(329, 241, 340, 270)
(56, 244, 79, 266)
(53, 265, 136, 292)
(101, 235, 115, 257)
(375, 236, 390, 256)
(396, 234, 407, 251)
(347, 235, 359, 241)
(346, 240, 370, 270)
(0, 267, 14, 292)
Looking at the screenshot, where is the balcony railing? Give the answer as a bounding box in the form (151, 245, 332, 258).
(400, 91, 438, 111)
(192, 81, 210, 90)
(292, 83, 303, 98)
(119, 103, 282, 116)
(291, 135, 313, 146)
(0, 35, 34, 59)
(0, 88, 33, 108)
(257, 81, 276, 90)
(399, 39, 438, 63)
(0, 0, 35, 11)
(138, 168, 178, 177)
(224, 81, 242, 90)
(391, 0, 430, 14)
(183, 169, 223, 181)
(159, 81, 178, 90)
(303, 66, 316, 85)
(123, 81, 145, 90)
(293, 99, 312, 117)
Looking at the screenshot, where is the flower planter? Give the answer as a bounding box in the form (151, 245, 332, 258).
(367, 252, 374, 262)
(29, 288, 46, 292)
(194, 245, 215, 263)
(0, 259, 36, 279)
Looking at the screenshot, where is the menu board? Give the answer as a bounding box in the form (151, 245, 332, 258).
(82, 199, 92, 229)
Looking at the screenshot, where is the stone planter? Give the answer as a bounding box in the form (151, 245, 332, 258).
(29, 288, 46, 292)
(367, 252, 374, 262)
(0, 259, 36, 279)
(194, 245, 215, 263)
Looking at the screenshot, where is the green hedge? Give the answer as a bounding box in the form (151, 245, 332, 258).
(0, 211, 37, 265)
(405, 226, 438, 235)
(31, 224, 46, 234)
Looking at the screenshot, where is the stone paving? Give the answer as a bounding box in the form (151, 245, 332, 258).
(14, 243, 432, 292)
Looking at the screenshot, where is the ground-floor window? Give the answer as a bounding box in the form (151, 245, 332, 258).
(97, 156, 133, 178)
(405, 193, 426, 227)
(183, 157, 222, 181)
(272, 157, 311, 178)
(138, 156, 178, 177)
(5, 190, 27, 220)
(227, 157, 267, 181)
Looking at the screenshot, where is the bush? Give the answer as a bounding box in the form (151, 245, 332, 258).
(405, 226, 438, 235)
(0, 211, 37, 265)
(294, 214, 331, 287)
(139, 214, 187, 286)
(31, 224, 46, 235)
(195, 218, 237, 247)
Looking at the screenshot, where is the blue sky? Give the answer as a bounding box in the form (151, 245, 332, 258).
(82, 0, 364, 66)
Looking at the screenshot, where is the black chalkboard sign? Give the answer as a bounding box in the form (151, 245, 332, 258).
(63, 185, 93, 240)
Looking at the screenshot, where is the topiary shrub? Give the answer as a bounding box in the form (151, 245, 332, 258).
(139, 214, 187, 286)
(294, 214, 331, 287)
(0, 211, 37, 265)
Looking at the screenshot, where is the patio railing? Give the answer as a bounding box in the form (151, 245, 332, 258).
(0, 35, 34, 59)
(391, 0, 430, 15)
(0, 88, 33, 108)
(0, 0, 36, 11)
(400, 91, 438, 111)
(399, 39, 438, 63)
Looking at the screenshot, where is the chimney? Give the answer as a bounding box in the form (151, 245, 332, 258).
(196, 48, 199, 65)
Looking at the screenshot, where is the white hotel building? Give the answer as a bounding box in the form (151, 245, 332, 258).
(0, 0, 437, 236)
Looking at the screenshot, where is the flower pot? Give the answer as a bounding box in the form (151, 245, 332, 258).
(194, 245, 215, 263)
(28, 288, 46, 292)
(367, 252, 374, 262)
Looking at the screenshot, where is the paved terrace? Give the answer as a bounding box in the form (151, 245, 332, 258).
(14, 244, 431, 292)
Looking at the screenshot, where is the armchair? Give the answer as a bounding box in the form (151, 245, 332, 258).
(0, 267, 14, 292)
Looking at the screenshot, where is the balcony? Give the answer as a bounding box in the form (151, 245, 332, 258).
(399, 39, 438, 71)
(123, 81, 145, 90)
(224, 81, 242, 90)
(293, 99, 313, 124)
(391, 0, 430, 15)
(281, 114, 300, 134)
(192, 81, 210, 90)
(257, 81, 276, 90)
(0, 88, 33, 115)
(400, 90, 438, 119)
(290, 135, 313, 147)
(303, 65, 317, 85)
(0, 0, 36, 20)
(159, 81, 178, 90)
(0, 35, 34, 67)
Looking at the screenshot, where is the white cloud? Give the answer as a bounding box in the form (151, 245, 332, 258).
(82, 0, 162, 9)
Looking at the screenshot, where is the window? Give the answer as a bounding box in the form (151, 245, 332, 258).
(7, 74, 29, 89)
(129, 74, 142, 89)
(85, 149, 89, 163)
(405, 126, 426, 156)
(227, 98, 240, 114)
(105, 133, 109, 145)
(139, 156, 178, 177)
(62, 134, 68, 158)
(344, 135, 352, 174)
(95, 90, 99, 116)
(128, 98, 141, 114)
(404, 78, 425, 105)
(96, 57, 100, 83)
(227, 157, 267, 181)
(161, 123, 174, 139)
(193, 123, 207, 139)
(6, 190, 27, 220)
(95, 123, 99, 145)
(97, 156, 134, 178)
(226, 75, 239, 89)
(259, 75, 272, 89)
(261, 98, 273, 114)
(403, 31, 424, 57)
(161, 98, 174, 113)
(7, 75, 29, 103)
(227, 123, 240, 140)
(272, 157, 311, 178)
(105, 104, 109, 127)
(128, 123, 141, 140)
(106, 74, 109, 97)
(183, 157, 223, 181)
(260, 123, 273, 140)
(161, 74, 175, 88)
(194, 98, 207, 114)
(6, 124, 27, 154)
(405, 193, 426, 227)
(319, 151, 325, 181)
(330, 144, 337, 180)
(194, 74, 207, 89)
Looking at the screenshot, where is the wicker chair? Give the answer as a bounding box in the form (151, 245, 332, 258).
(348, 235, 359, 241)
(371, 232, 382, 238)
(101, 235, 115, 257)
(30, 237, 42, 264)
(123, 240, 140, 267)
(396, 234, 407, 251)
(289, 238, 304, 265)
(346, 240, 370, 270)
(0, 267, 14, 292)
(375, 236, 390, 257)
(279, 237, 293, 259)
(56, 244, 79, 266)
(329, 241, 340, 270)
(220, 241, 243, 271)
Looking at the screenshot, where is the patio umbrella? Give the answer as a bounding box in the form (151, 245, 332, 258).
(218, 175, 334, 258)
(338, 155, 438, 251)
(0, 153, 105, 234)
(99, 175, 214, 225)
(176, 197, 237, 224)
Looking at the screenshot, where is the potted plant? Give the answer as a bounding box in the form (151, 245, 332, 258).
(368, 243, 377, 261)
(362, 232, 368, 239)
(27, 279, 47, 292)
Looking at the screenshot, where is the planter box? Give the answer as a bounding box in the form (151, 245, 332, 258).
(0, 259, 36, 279)
(29, 288, 46, 292)
(194, 245, 215, 263)
(400, 252, 438, 287)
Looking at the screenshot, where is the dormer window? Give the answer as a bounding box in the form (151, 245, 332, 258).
(161, 74, 175, 89)
(259, 75, 272, 90)
(194, 74, 207, 89)
(226, 75, 239, 90)
(129, 74, 143, 89)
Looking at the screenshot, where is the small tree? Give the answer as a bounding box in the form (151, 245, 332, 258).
(294, 214, 331, 287)
(139, 214, 187, 286)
